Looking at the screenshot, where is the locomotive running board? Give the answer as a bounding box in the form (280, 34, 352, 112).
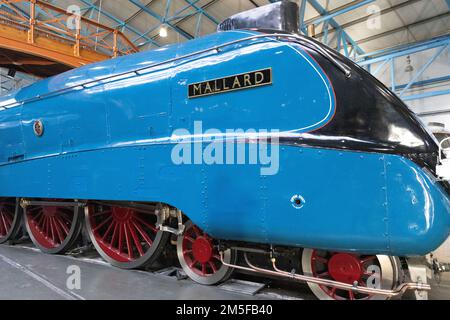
(219, 252, 431, 297)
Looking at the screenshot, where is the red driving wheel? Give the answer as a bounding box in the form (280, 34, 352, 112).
(0, 201, 14, 238)
(25, 202, 82, 254)
(86, 205, 169, 269)
(0, 199, 19, 243)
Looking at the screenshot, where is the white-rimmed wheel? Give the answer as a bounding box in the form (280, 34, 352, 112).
(24, 201, 82, 254)
(85, 204, 169, 269)
(301, 248, 400, 300)
(177, 220, 236, 285)
(0, 198, 22, 244)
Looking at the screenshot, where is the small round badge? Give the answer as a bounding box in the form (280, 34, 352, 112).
(33, 120, 44, 137)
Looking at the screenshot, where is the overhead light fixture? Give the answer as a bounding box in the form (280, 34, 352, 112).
(405, 55, 414, 73)
(159, 26, 168, 38)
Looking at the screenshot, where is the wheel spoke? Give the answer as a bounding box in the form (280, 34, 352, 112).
(52, 217, 65, 244)
(189, 259, 198, 268)
(208, 261, 217, 273)
(33, 211, 43, 223)
(49, 217, 56, 244)
(201, 263, 207, 275)
(131, 220, 153, 247)
(92, 215, 113, 232)
(101, 219, 116, 241)
(128, 223, 144, 257)
(55, 215, 69, 236)
(0, 213, 8, 234)
(133, 216, 157, 233)
(44, 216, 50, 237)
(27, 206, 41, 213)
(123, 223, 133, 259)
(36, 210, 45, 227)
(3, 211, 12, 227)
(110, 222, 119, 248)
(59, 211, 72, 223)
(348, 290, 355, 300)
(118, 223, 124, 254)
(0, 215, 5, 235)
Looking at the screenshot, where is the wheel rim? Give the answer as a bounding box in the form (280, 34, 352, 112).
(302, 248, 398, 300)
(86, 205, 168, 269)
(25, 203, 81, 254)
(177, 221, 235, 285)
(0, 199, 15, 241)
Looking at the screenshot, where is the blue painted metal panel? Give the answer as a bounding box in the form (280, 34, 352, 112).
(386, 157, 450, 255)
(0, 143, 448, 255)
(0, 30, 449, 256)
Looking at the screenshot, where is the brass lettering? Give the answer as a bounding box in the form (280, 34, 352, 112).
(243, 74, 252, 87)
(222, 78, 230, 90)
(232, 76, 241, 89)
(204, 82, 213, 94)
(214, 80, 221, 92)
(255, 72, 265, 85)
(193, 84, 202, 96)
(188, 69, 271, 98)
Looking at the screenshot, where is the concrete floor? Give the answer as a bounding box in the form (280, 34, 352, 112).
(0, 244, 449, 300)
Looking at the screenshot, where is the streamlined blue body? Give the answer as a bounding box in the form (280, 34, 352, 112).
(0, 30, 449, 256)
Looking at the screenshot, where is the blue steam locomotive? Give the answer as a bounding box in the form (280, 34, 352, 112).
(0, 1, 449, 300)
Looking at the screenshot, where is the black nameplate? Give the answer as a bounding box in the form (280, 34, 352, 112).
(188, 68, 272, 98)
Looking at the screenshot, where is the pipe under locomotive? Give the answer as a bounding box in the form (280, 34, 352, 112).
(0, 1, 449, 300)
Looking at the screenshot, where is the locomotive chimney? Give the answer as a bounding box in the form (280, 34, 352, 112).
(217, 0, 300, 34)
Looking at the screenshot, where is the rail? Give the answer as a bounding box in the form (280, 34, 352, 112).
(0, 0, 138, 64)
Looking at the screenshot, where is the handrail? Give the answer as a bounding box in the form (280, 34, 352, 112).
(0, 33, 349, 110)
(0, 0, 138, 57)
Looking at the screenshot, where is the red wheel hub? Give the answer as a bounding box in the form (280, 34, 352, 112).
(192, 237, 213, 263)
(310, 250, 380, 300)
(111, 207, 133, 222)
(42, 207, 58, 217)
(328, 253, 362, 284)
(182, 224, 221, 277)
